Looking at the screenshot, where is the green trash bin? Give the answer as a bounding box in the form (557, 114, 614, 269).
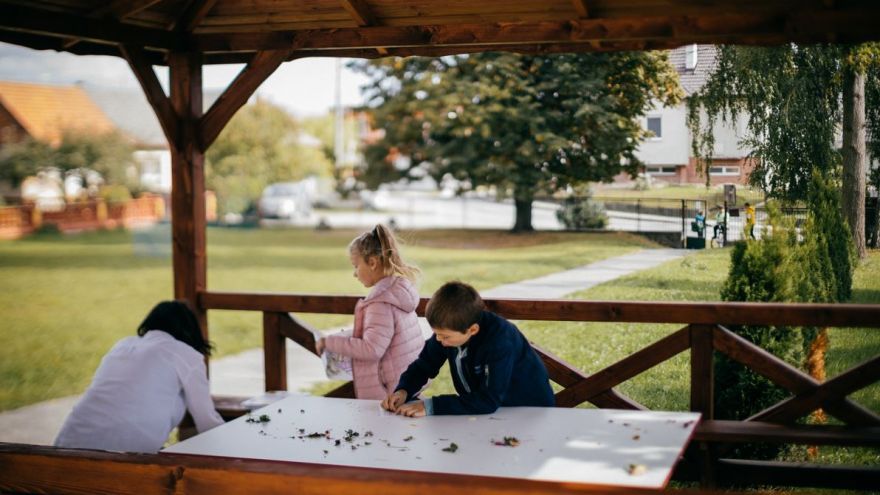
(686, 237, 706, 249)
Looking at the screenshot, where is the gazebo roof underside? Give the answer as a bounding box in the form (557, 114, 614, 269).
(1, 0, 880, 65)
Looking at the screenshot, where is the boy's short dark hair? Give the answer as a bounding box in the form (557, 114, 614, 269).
(426, 281, 485, 332)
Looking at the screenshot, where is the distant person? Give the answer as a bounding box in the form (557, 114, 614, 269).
(382, 281, 555, 416)
(54, 301, 224, 453)
(315, 224, 424, 400)
(693, 210, 706, 238)
(712, 205, 727, 242)
(745, 202, 757, 240)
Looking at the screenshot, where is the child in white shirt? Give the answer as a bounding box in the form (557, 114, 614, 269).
(54, 301, 224, 453)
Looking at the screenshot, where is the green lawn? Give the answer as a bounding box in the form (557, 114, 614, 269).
(0, 227, 652, 411)
(593, 183, 765, 206)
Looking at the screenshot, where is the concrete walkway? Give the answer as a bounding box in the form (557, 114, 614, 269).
(0, 247, 688, 446)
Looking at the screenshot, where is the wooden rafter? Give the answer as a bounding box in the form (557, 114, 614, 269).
(199, 49, 290, 149)
(90, 0, 164, 20)
(0, 29, 156, 60)
(340, 0, 377, 27)
(571, 0, 590, 18)
(63, 0, 163, 48)
(338, 1, 389, 57)
(172, 0, 219, 32)
(120, 44, 180, 151)
(0, 3, 181, 50)
(191, 9, 880, 53)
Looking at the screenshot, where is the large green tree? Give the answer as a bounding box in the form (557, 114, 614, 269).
(354, 52, 682, 231)
(687, 44, 880, 256)
(206, 99, 334, 215)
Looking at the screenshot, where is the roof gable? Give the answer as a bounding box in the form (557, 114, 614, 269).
(0, 81, 117, 145)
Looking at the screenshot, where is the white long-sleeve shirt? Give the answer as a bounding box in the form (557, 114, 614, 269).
(54, 330, 224, 453)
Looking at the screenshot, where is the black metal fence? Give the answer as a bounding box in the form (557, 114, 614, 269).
(581, 197, 809, 247)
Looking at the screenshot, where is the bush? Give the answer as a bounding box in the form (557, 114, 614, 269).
(717, 178, 854, 459)
(556, 192, 608, 230)
(717, 207, 812, 459)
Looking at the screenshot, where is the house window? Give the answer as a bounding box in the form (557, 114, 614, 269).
(709, 165, 740, 176)
(646, 166, 676, 175)
(685, 44, 698, 70)
(646, 117, 662, 139)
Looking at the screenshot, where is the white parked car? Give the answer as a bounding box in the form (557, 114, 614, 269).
(258, 182, 311, 219)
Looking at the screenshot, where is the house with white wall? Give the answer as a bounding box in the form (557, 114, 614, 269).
(633, 44, 755, 185)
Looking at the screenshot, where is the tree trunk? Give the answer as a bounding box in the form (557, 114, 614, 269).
(842, 65, 867, 259)
(512, 185, 534, 232)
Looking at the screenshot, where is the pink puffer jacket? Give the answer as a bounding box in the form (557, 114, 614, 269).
(323, 276, 425, 400)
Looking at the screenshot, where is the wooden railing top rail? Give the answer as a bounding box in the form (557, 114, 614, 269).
(201, 291, 880, 328)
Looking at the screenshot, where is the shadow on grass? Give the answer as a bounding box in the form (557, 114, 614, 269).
(851, 288, 880, 304)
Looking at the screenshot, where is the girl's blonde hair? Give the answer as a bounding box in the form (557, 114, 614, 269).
(349, 224, 420, 282)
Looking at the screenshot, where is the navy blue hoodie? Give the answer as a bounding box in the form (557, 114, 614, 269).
(395, 311, 555, 415)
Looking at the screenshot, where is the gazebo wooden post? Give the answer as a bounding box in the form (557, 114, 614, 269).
(169, 51, 208, 334)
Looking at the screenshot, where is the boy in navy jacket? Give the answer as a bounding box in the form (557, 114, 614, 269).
(381, 281, 555, 416)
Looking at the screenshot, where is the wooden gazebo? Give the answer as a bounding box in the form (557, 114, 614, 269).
(2, 1, 880, 494)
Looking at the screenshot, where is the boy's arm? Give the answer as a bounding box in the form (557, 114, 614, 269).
(430, 340, 515, 415)
(323, 304, 393, 361)
(395, 336, 446, 401)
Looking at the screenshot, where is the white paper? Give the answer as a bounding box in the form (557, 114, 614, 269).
(317, 328, 353, 380)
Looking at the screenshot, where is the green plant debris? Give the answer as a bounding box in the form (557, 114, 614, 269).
(442, 442, 459, 453)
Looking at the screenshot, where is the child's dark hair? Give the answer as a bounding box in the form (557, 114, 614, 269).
(425, 281, 485, 332)
(137, 300, 213, 356)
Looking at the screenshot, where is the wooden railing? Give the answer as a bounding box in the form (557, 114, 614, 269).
(201, 292, 880, 491)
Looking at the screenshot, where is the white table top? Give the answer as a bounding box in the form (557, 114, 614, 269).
(163, 395, 699, 489)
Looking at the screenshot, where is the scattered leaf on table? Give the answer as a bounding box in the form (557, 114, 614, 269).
(627, 464, 647, 476)
(442, 442, 459, 453)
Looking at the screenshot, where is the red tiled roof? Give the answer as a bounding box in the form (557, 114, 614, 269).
(0, 81, 117, 146)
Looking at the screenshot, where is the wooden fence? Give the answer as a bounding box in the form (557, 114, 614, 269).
(0, 196, 164, 239)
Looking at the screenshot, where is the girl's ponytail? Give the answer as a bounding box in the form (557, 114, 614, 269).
(350, 224, 420, 283)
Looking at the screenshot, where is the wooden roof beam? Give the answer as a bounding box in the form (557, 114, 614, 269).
(339, 1, 389, 57)
(193, 9, 879, 53)
(340, 0, 377, 27)
(90, 0, 164, 20)
(571, 0, 590, 18)
(0, 3, 181, 50)
(172, 0, 220, 32)
(63, 0, 163, 49)
(121, 44, 181, 151)
(200, 49, 290, 149)
(0, 29, 162, 62)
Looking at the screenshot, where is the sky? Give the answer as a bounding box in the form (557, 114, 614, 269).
(0, 42, 371, 118)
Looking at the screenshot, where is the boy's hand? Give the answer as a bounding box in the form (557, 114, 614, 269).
(396, 400, 426, 418)
(381, 390, 407, 412)
(315, 338, 325, 356)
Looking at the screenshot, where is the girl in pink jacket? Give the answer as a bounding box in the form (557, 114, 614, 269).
(316, 224, 425, 400)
